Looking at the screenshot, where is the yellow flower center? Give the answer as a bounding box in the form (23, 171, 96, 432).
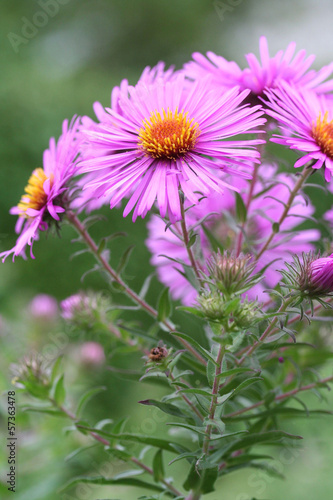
(312, 111, 333, 159)
(138, 108, 200, 160)
(17, 168, 50, 216)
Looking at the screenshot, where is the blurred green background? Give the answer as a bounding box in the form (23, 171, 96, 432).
(0, 1, 333, 499)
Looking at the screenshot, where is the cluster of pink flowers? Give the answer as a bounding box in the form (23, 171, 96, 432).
(2, 37, 333, 299)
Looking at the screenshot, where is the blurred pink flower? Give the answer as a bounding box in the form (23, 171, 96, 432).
(184, 36, 333, 96)
(80, 342, 105, 366)
(29, 294, 58, 321)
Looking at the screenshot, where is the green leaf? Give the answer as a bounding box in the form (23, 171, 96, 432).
(216, 367, 258, 380)
(75, 425, 190, 454)
(97, 237, 107, 255)
(206, 359, 216, 388)
(105, 447, 132, 462)
(152, 449, 165, 482)
(223, 407, 333, 422)
(21, 406, 65, 417)
(177, 306, 205, 318)
(157, 288, 172, 322)
(50, 356, 63, 384)
(235, 192, 247, 223)
(202, 224, 224, 252)
(272, 222, 280, 233)
(200, 465, 219, 494)
(53, 374, 66, 406)
(218, 377, 263, 403)
(226, 430, 303, 454)
(117, 244, 135, 274)
(138, 399, 188, 419)
(172, 332, 218, 366)
(183, 463, 201, 491)
(187, 233, 197, 248)
(179, 388, 212, 398)
(61, 475, 166, 494)
(76, 386, 106, 417)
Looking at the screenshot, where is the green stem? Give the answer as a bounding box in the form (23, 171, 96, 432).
(202, 344, 225, 455)
(67, 210, 206, 366)
(180, 200, 203, 285)
(254, 164, 312, 262)
(237, 296, 295, 365)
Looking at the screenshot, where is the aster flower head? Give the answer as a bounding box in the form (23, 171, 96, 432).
(1, 117, 81, 261)
(185, 36, 333, 97)
(207, 251, 258, 297)
(264, 83, 333, 181)
(79, 74, 265, 222)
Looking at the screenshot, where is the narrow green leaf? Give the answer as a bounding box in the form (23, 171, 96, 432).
(50, 357, 63, 384)
(157, 288, 172, 322)
(53, 374, 66, 406)
(235, 192, 247, 223)
(200, 465, 219, 494)
(61, 475, 166, 494)
(21, 406, 65, 417)
(117, 245, 135, 274)
(138, 399, 188, 419)
(152, 449, 165, 482)
(75, 425, 190, 454)
(187, 233, 197, 248)
(216, 367, 258, 379)
(97, 237, 107, 255)
(227, 430, 303, 454)
(206, 359, 215, 388)
(202, 224, 224, 252)
(218, 377, 263, 403)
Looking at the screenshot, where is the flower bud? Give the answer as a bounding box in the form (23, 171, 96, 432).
(197, 291, 227, 322)
(11, 353, 51, 399)
(207, 251, 257, 296)
(148, 345, 169, 362)
(308, 254, 333, 294)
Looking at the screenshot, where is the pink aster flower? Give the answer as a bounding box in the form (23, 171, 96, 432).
(78, 74, 265, 222)
(184, 36, 333, 96)
(1, 117, 81, 261)
(146, 166, 319, 304)
(309, 254, 333, 293)
(264, 83, 333, 181)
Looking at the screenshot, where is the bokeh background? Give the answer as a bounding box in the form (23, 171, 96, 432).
(0, 1, 333, 499)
